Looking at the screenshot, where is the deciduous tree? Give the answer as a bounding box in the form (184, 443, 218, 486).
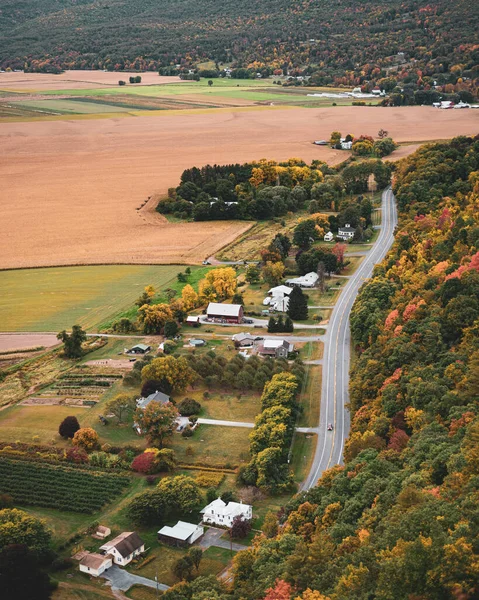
(134, 401, 178, 448)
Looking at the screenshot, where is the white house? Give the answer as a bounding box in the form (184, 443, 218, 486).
(257, 338, 294, 358)
(158, 521, 204, 547)
(337, 224, 356, 241)
(79, 553, 113, 577)
(267, 285, 293, 297)
(201, 498, 252, 527)
(341, 140, 353, 150)
(99, 532, 145, 566)
(232, 332, 262, 347)
(286, 272, 319, 288)
(324, 231, 334, 242)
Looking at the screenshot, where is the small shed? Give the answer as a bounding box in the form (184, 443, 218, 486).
(158, 521, 204, 547)
(95, 525, 111, 539)
(186, 315, 201, 327)
(79, 553, 112, 577)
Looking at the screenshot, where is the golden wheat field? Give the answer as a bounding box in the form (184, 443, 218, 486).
(1, 103, 477, 269)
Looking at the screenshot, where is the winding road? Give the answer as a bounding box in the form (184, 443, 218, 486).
(300, 186, 398, 490)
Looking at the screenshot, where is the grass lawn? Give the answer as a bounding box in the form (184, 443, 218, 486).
(298, 365, 322, 428)
(169, 424, 251, 468)
(341, 255, 364, 276)
(13, 99, 128, 114)
(299, 341, 324, 361)
(0, 404, 88, 444)
(52, 577, 116, 599)
(126, 586, 158, 600)
(291, 433, 317, 483)
(0, 265, 208, 332)
(305, 286, 341, 306)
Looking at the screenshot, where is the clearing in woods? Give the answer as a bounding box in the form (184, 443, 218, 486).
(0, 265, 209, 332)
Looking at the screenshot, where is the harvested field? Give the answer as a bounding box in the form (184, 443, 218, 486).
(1, 105, 477, 269)
(0, 334, 59, 351)
(0, 70, 183, 91)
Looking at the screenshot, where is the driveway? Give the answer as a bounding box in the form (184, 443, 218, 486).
(199, 526, 248, 552)
(102, 565, 169, 592)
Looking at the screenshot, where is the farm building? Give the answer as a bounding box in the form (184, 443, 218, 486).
(125, 344, 151, 355)
(79, 553, 112, 577)
(324, 231, 334, 242)
(158, 521, 204, 547)
(95, 526, 111, 539)
(337, 224, 356, 241)
(206, 302, 244, 323)
(185, 315, 201, 326)
(257, 338, 294, 358)
(232, 332, 262, 347)
(264, 284, 292, 312)
(286, 272, 319, 288)
(201, 498, 252, 527)
(99, 532, 145, 567)
(136, 390, 170, 410)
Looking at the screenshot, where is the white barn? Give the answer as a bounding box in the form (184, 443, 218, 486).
(79, 553, 112, 577)
(158, 521, 204, 547)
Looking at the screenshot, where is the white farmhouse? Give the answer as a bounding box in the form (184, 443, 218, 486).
(286, 271, 319, 288)
(337, 224, 356, 241)
(201, 498, 252, 527)
(99, 532, 145, 567)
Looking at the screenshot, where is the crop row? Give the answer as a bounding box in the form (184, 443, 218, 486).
(0, 457, 130, 513)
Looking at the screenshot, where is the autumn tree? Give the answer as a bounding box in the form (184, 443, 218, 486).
(134, 401, 178, 448)
(181, 284, 199, 310)
(57, 325, 86, 358)
(58, 415, 80, 439)
(0, 509, 52, 559)
(264, 579, 294, 600)
(141, 356, 194, 393)
(72, 427, 99, 452)
(245, 264, 261, 284)
(136, 285, 156, 307)
(230, 515, 252, 539)
(293, 220, 319, 249)
(262, 511, 279, 538)
(138, 303, 173, 334)
(199, 267, 237, 301)
(156, 475, 202, 512)
(105, 393, 136, 424)
(262, 261, 285, 286)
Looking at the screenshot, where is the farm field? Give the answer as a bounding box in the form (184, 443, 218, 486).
(1, 103, 477, 270)
(0, 265, 210, 332)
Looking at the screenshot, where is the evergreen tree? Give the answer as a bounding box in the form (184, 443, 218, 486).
(267, 316, 277, 333)
(287, 287, 308, 320)
(284, 316, 294, 332)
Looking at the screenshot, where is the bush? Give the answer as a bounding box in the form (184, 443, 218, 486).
(181, 425, 194, 437)
(58, 416, 80, 439)
(51, 557, 73, 571)
(178, 398, 202, 416)
(195, 471, 225, 488)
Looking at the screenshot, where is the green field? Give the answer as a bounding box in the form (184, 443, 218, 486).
(0, 265, 209, 332)
(13, 99, 129, 114)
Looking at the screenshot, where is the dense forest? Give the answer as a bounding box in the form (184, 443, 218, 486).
(161, 137, 479, 599)
(0, 0, 478, 96)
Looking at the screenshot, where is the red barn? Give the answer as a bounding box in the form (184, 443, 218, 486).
(206, 302, 244, 324)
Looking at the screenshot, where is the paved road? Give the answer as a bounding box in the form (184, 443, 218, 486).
(300, 187, 397, 491)
(102, 565, 169, 592)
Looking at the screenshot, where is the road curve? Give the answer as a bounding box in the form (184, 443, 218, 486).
(300, 186, 398, 491)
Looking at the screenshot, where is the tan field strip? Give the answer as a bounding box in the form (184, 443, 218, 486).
(1, 105, 477, 269)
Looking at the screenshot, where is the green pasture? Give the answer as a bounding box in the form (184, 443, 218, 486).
(0, 265, 208, 332)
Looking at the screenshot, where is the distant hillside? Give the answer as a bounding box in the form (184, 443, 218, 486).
(0, 0, 478, 96)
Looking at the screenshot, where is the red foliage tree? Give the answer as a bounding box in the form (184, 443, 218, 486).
(264, 579, 294, 600)
(131, 452, 157, 474)
(388, 429, 410, 452)
(65, 446, 88, 464)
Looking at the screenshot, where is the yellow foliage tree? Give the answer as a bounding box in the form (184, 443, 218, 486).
(181, 284, 199, 311)
(199, 267, 237, 301)
(261, 261, 285, 286)
(144, 285, 156, 298)
(138, 303, 173, 334)
(72, 427, 99, 452)
(294, 590, 331, 600)
(141, 355, 194, 393)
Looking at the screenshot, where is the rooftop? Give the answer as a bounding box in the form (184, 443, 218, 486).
(80, 553, 111, 570)
(207, 302, 243, 317)
(158, 521, 200, 541)
(100, 532, 144, 558)
(137, 391, 170, 409)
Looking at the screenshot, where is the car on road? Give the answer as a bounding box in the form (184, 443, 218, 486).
(313, 140, 328, 145)
(243, 318, 254, 324)
(327, 423, 333, 431)
(202, 260, 211, 265)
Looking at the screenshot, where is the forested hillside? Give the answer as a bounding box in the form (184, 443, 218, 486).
(0, 0, 478, 97)
(160, 136, 479, 599)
